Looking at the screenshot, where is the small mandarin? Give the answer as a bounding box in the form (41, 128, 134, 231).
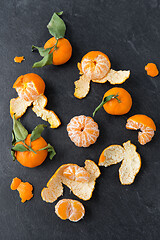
(15, 134, 48, 168)
(103, 87, 132, 115)
(44, 37, 72, 65)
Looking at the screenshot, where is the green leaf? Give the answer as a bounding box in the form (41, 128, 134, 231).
(32, 45, 52, 57)
(93, 94, 121, 117)
(30, 124, 47, 142)
(12, 144, 28, 152)
(47, 12, 66, 39)
(32, 52, 53, 68)
(13, 115, 28, 141)
(11, 150, 16, 161)
(56, 11, 63, 16)
(12, 131, 16, 145)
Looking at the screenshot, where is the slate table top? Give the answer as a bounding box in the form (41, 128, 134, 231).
(0, 0, 160, 239)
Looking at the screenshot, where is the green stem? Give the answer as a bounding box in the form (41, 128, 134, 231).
(22, 141, 37, 154)
(54, 39, 58, 50)
(37, 145, 49, 151)
(93, 93, 121, 117)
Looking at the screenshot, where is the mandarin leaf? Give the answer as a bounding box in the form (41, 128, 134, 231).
(30, 124, 47, 142)
(32, 45, 52, 57)
(32, 52, 53, 68)
(11, 150, 16, 161)
(12, 144, 28, 152)
(13, 115, 28, 141)
(47, 12, 66, 39)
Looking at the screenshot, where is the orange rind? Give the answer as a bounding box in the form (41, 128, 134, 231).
(10, 177, 33, 203)
(41, 160, 100, 203)
(145, 63, 159, 77)
(10, 97, 33, 119)
(74, 51, 130, 99)
(126, 114, 156, 145)
(55, 199, 85, 222)
(14, 56, 25, 63)
(99, 141, 141, 185)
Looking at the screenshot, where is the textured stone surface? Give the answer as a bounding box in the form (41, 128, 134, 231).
(0, 0, 160, 239)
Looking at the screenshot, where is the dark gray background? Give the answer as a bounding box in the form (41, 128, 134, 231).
(0, 0, 160, 239)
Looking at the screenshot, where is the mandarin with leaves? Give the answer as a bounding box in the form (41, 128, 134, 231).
(93, 87, 132, 116)
(32, 11, 72, 68)
(11, 116, 56, 168)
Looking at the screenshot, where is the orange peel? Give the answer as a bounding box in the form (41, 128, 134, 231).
(10, 177, 33, 203)
(99, 141, 141, 185)
(74, 51, 130, 99)
(14, 56, 25, 63)
(41, 160, 100, 203)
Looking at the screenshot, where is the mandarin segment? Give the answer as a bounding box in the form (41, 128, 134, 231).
(41, 160, 100, 202)
(63, 165, 90, 182)
(55, 199, 85, 222)
(67, 115, 99, 147)
(126, 114, 156, 145)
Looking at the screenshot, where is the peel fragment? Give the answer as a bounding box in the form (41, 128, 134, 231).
(41, 160, 100, 203)
(10, 97, 33, 119)
(74, 75, 91, 99)
(14, 56, 25, 63)
(99, 141, 141, 185)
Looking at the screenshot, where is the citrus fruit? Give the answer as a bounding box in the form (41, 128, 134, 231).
(74, 51, 130, 99)
(67, 115, 99, 147)
(55, 199, 85, 222)
(126, 114, 156, 145)
(10, 177, 33, 203)
(99, 141, 141, 185)
(103, 87, 132, 115)
(41, 160, 100, 203)
(44, 37, 72, 65)
(15, 134, 48, 168)
(145, 63, 159, 77)
(13, 73, 45, 101)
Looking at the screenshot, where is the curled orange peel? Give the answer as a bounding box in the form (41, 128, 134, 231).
(41, 160, 100, 203)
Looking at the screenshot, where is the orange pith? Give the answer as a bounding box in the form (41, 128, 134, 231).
(55, 199, 85, 222)
(44, 37, 72, 65)
(67, 115, 99, 147)
(15, 134, 48, 168)
(145, 63, 159, 77)
(103, 87, 132, 115)
(81, 51, 111, 80)
(13, 73, 45, 101)
(10, 177, 33, 203)
(63, 165, 90, 182)
(126, 114, 156, 145)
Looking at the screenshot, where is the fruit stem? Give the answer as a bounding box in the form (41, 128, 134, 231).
(22, 141, 37, 154)
(93, 93, 121, 117)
